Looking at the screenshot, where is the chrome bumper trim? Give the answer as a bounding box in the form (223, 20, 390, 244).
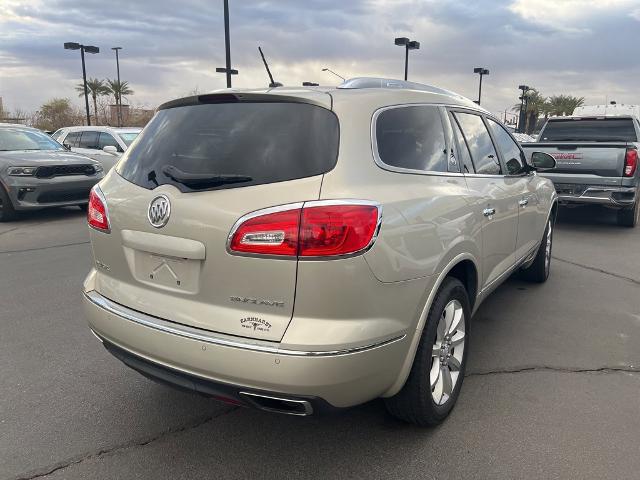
(84, 290, 405, 357)
(557, 186, 635, 206)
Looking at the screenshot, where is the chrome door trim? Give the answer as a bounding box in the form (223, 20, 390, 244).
(85, 290, 405, 357)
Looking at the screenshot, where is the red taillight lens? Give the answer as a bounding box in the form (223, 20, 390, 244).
(88, 187, 110, 232)
(229, 208, 301, 256)
(624, 149, 637, 177)
(299, 204, 380, 257)
(228, 202, 381, 258)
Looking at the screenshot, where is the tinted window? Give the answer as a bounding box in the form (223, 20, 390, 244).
(63, 132, 80, 148)
(376, 106, 449, 172)
(487, 118, 526, 175)
(117, 102, 339, 192)
(51, 129, 64, 141)
(454, 113, 501, 175)
(540, 118, 637, 142)
(118, 132, 139, 147)
(79, 131, 99, 149)
(450, 115, 475, 173)
(98, 132, 121, 151)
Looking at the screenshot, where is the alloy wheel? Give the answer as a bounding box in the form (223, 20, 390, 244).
(544, 220, 552, 275)
(430, 299, 465, 405)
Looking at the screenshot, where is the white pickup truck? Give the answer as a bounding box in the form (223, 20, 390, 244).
(522, 110, 640, 227)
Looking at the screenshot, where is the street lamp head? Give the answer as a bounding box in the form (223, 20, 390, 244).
(302, 82, 319, 86)
(394, 37, 409, 46)
(518, 84, 529, 91)
(474, 67, 483, 74)
(482, 69, 490, 75)
(407, 40, 420, 50)
(64, 42, 81, 50)
(83, 45, 100, 54)
(112, 47, 123, 51)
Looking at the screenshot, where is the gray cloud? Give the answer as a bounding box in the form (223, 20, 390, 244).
(1, 0, 639, 116)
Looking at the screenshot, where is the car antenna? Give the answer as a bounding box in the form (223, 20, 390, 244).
(258, 46, 282, 88)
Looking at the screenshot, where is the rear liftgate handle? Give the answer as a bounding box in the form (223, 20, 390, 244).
(518, 198, 529, 207)
(483, 207, 496, 219)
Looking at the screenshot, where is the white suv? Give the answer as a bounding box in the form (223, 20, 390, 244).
(54, 126, 141, 171)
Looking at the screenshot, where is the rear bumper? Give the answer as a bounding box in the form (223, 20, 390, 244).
(3, 174, 102, 210)
(83, 290, 409, 410)
(555, 185, 636, 207)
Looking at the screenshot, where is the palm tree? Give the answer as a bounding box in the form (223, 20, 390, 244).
(544, 95, 586, 117)
(106, 79, 134, 107)
(512, 88, 547, 134)
(76, 78, 109, 124)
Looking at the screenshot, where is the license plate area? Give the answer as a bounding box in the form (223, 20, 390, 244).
(129, 250, 201, 294)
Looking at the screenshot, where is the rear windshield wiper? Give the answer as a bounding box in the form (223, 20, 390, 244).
(161, 165, 252, 189)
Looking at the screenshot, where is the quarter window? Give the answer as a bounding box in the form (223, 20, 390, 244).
(450, 115, 475, 173)
(487, 118, 526, 175)
(453, 113, 501, 175)
(376, 106, 450, 173)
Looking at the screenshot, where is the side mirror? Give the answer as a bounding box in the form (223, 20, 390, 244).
(102, 145, 118, 155)
(531, 152, 556, 170)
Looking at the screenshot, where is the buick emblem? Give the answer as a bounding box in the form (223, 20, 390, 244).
(148, 195, 171, 228)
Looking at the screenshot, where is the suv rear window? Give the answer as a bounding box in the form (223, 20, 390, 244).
(540, 118, 638, 142)
(117, 102, 339, 192)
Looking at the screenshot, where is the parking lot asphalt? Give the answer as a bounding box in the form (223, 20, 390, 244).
(1, 205, 639, 480)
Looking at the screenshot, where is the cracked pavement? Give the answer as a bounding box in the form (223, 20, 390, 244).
(1, 205, 639, 479)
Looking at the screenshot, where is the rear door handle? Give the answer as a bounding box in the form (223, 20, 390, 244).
(518, 199, 529, 207)
(483, 208, 496, 218)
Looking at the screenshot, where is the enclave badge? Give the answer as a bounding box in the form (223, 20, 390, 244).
(148, 195, 171, 228)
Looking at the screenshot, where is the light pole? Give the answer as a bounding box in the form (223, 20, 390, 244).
(215, 0, 238, 87)
(321, 68, 345, 82)
(394, 37, 420, 81)
(473, 67, 489, 105)
(112, 47, 123, 127)
(518, 84, 530, 133)
(64, 42, 99, 126)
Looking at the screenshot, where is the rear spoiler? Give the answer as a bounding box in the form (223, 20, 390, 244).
(158, 92, 333, 111)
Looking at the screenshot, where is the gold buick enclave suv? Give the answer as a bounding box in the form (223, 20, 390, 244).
(83, 78, 558, 425)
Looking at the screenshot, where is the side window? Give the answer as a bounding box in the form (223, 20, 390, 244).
(376, 105, 450, 173)
(450, 114, 475, 173)
(487, 118, 527, 175)
(98, 132, 122, 151)
(453, 112, 501, 175)
(78, 131, 99, 149)
(63, 132, 80, 148)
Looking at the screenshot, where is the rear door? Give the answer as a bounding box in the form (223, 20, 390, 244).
(451, 111, 518, 288)
(91, 97, 339, 342)
(486, 118, 540, 261)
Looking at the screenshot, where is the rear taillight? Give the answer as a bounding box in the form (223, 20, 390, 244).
(228, 201, 381, 258)
(88, 186, 110, 233)
(624, 149, 637, 177)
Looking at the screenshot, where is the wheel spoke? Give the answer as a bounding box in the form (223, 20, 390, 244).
(448, 303, 464, 335)
(450, 330, 465, 346)
(430, 359, 440, 388)
(441, 366, 453, 396)
(432, 344, 441, 357)
(432, 366, 444, 402)
(436, 316, 446, 343)
(448, 355, 461, 371)
(443, 301, 456, 333)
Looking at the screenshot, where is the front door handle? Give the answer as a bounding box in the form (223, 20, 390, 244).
(519, 199, 529, 207)
(483, 208, 496, 218)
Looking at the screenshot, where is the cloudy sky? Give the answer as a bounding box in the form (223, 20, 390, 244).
(1, 0, 640, 118)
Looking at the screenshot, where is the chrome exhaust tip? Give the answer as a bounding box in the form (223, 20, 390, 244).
(239, 392, 313, 416)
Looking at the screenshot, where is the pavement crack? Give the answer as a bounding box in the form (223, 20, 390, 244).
(8, 407, 238, 480)
(466, 365, 639, 377)
(553, 256, 640, 285)
(0, 241, 90, 255)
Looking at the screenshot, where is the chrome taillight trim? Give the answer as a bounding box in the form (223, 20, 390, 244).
(225, 199, 383, 260)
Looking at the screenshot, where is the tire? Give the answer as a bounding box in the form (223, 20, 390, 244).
(0, 185, 17, 222)
(384, 277, 470, 426)
(617, 201, 638, 228)
(520, 216, 553, 283)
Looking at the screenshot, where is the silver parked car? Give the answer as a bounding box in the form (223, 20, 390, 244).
(0, 123, 104, 221)
(83, 78, 557, 425)
(53, 126, 141, 172)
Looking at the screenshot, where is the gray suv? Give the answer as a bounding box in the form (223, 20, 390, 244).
(0, 123, 104, 221)
(83, 78, 557, 425)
